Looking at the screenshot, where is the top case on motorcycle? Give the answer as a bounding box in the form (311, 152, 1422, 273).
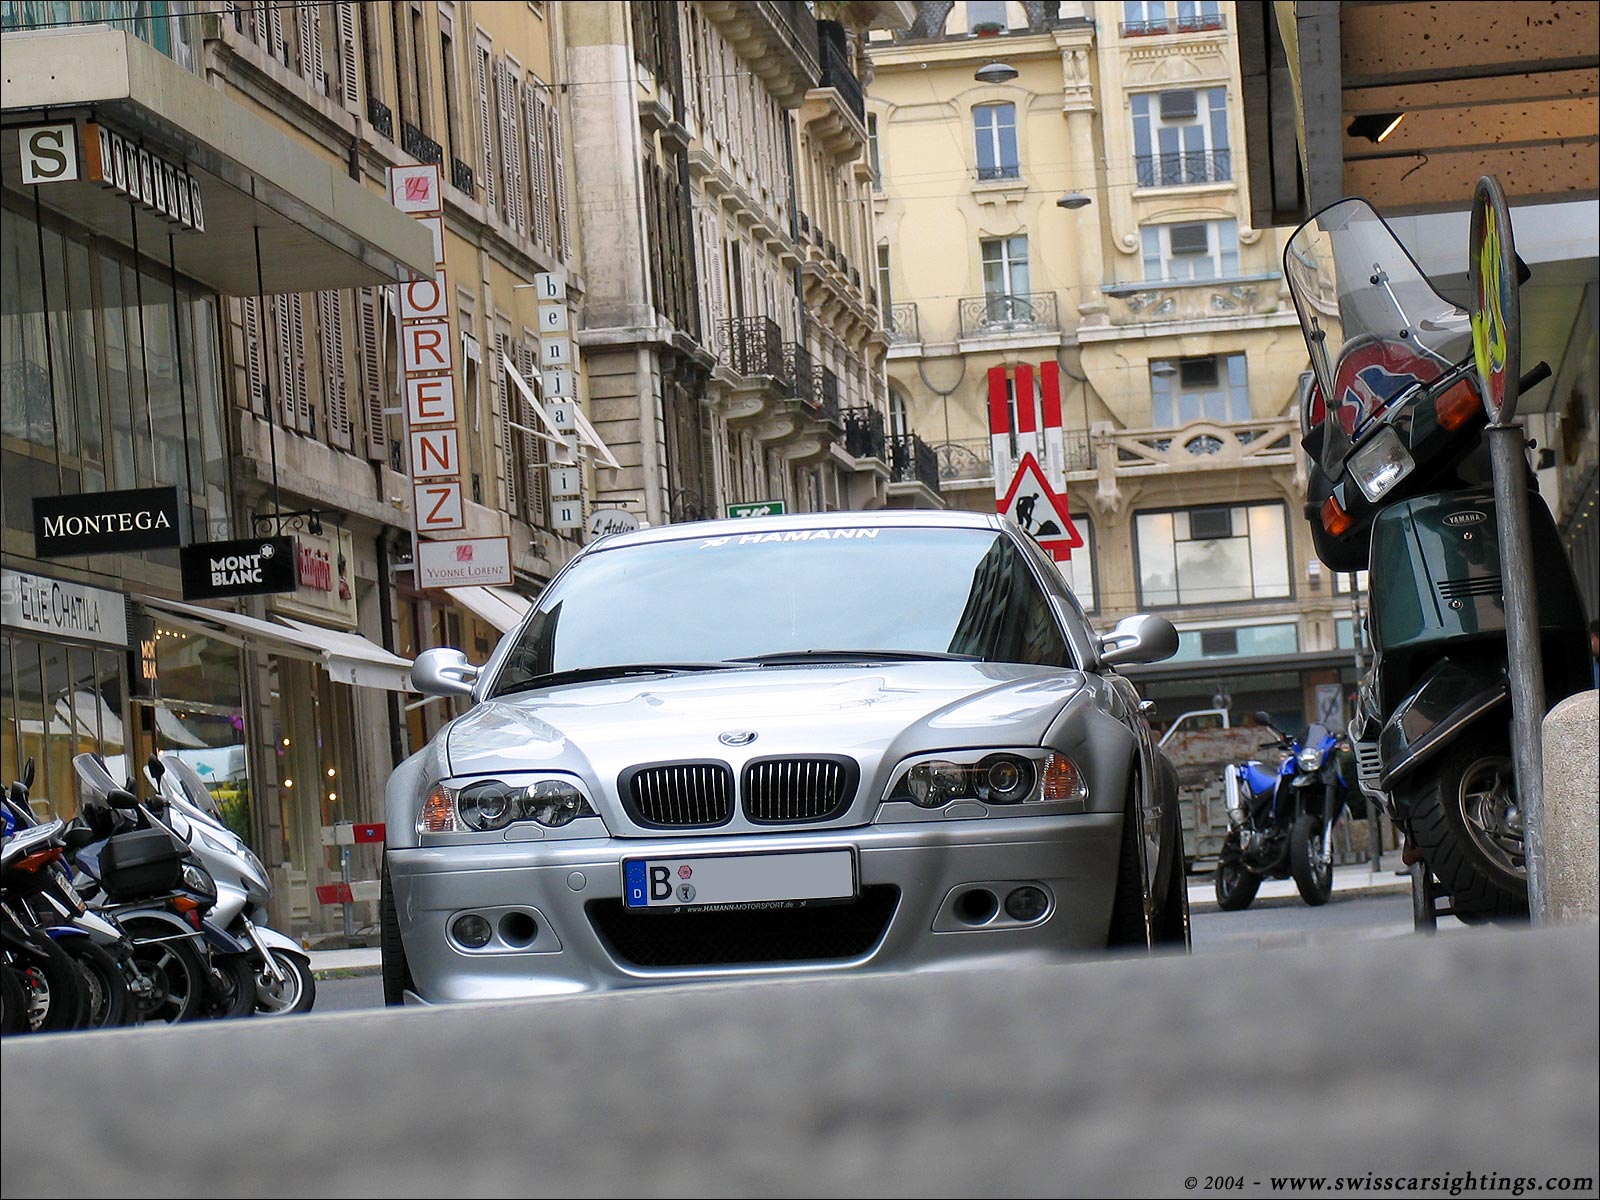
(98, 827, 185, 901)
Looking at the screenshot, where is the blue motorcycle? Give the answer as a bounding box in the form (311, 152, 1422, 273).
(1214, 713, 1352, 909)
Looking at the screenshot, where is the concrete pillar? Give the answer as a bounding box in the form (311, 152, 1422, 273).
(1541, 689, 1599, 922)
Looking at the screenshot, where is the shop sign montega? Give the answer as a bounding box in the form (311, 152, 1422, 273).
(17, 121, 204, 231)
(33, 486, 184, 558)
(389, 163, 511, 589)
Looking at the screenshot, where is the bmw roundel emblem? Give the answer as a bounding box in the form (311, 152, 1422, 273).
(719, 730, 757, 747)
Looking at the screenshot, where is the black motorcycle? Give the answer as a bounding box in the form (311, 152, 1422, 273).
(1283, 198, 1591, 921)
(1215, 716, 1352, 910)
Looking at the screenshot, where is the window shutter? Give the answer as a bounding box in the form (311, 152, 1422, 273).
(272, 296, 293, 428)
(1159, 89, 1197, 121)
(268, 2, 285, 63)
(319, 291, 352, 450)
(1169, 223, 1210, 256)
(297, 4, 316, 85)
(337, 1, 360, 110)
(528, 92, 549, 248)
(549, 103, 570, 261)
(240, 296, 265, 413)
(289, 294, 312, 434)
(477, 47, 496, 212)
(496, 334, 518, 514)
(517, 341, 546, 526)
(357, 287, 388, 461)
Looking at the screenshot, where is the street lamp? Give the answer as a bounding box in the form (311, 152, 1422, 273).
(973, 61, 1018, 84)
(1056, 193, 1092, 209)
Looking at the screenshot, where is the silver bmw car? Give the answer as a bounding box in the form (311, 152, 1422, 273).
(382, 511, 1187, 1003)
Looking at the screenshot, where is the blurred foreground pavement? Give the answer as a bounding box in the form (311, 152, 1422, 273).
(3, 924, 1596, 1198)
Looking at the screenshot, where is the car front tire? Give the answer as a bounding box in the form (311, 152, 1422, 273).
(380, 854, 417, 1006)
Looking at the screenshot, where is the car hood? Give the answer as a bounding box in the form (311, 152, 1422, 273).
(444, 662, 1089, 779)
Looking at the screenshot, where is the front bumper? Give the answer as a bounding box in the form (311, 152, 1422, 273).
(388, 813, 1122, 1002)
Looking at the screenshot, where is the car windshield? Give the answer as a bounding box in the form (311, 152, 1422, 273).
(490, 526, 1072, 695)
(1284, 198, 1473, 473)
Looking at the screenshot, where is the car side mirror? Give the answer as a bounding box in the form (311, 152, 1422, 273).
(412, 647, 480, 698)
(1098, 614, 1178, 667)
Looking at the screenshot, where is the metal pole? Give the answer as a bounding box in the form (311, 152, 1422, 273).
(1350, 572, 1382, 870)
(341, 842, 356, 942)
(1487, 423, 1548, 922)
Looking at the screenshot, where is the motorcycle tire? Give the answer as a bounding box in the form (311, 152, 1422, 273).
(255, 949, 316, 1015)
(121, 918, 207, 1024)
(1401, 733, 1529, 921)
(1, 964, 28, 1035)
(201, 953, 259, 1020)
(13, 937, 87, 1033)
(1213, 853, 1261, 912)
(1289, 813, 1334, 906)
(380, 854, 417, 1006)
(60, 938, 133, 1029)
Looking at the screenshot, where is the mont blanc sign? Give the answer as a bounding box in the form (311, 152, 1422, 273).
(33, 487, 183, 558)
(180, 536, 296, 601)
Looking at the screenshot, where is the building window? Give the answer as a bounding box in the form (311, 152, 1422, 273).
(1140, 219, 1239, 281)
(1169, 622, 1299, 661)
(877, 243, 892, 314)
(967, 1, 1010, 32)
(1135, 502, 1292, 607)
(1176, 1, 1224, 32)
(867, 113, 882, 188)
(1132, 87, 1230, 187)
(1150, 353, 1248, 425)
(1060, 516, 1097, 613)
(973, 103, 1019, 181)
(981, 235, 1030, 302)
(1122, 1, 1169, 35)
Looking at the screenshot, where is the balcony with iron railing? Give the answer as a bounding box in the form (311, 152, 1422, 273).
(842, 406, 886, 461)
(451, 158, 475, 197)
(814, 367, 841, 426)
(1120, 17, 1170, 36)
(889, 434, 940, 495)
(367, 97, 394, 141)
(816, 22, 865, 125)
(784, 341, 815, 404)
(958, 292, 1060, 339)
(1177, 11, 1227, 32)
(722, 316, 788, 382)
(887, 302, 920, 345)
(932, 433, 1095, 487)
(1134, 149, 1232, 188)
(402, 122, 443, 166)
(976, 164, 1022, 183)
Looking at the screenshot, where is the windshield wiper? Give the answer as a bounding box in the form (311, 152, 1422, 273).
(730, 649, 982, 665)
(505, 662, 738, 692)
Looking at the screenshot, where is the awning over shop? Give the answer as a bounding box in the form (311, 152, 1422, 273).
(138, 597, 414, 694)
(447, 586, 532, 635)
(1, 26, 434, 295)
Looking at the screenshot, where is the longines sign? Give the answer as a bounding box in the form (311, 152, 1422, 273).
(33, 487, 184, 558)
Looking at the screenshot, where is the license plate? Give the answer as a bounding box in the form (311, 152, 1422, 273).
(622, 848, 857, 911)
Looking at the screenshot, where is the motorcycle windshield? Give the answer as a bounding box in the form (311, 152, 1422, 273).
(161, 754, 225, 822)
(1284, 198, 1473, 475)
(72, 752, 122, 808)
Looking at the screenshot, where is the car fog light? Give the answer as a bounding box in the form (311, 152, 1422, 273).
(1005, 886, 1049, 922)
(452, 914, 493, 948)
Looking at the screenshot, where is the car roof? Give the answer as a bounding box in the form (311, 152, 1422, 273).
(591, 509, 1008, 551)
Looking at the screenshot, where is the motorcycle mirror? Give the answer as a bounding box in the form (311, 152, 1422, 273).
(147, 753, 165, 781)
(21, 758, 35, 789)
(106, 787, 141, 811)
(1253, 710, 1274, 727)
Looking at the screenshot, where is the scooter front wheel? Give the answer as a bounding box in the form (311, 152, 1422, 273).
(1289, 813, 1334, 906)
(255, 949, 316, 1015)
(121, 918, 206, 1024)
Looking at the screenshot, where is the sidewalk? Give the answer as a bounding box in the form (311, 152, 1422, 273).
(304, 853, 1414, 980)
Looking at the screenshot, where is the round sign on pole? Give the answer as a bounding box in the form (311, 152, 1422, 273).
(1468, 175, 1520, 425)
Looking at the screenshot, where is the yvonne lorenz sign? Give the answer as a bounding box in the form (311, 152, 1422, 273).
(33, 487, 183, 558)
(180, 537, 296, 601)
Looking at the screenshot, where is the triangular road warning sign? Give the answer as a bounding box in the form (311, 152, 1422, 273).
(997, 452, 1084, 560)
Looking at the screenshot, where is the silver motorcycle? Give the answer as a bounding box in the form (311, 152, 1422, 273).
(145, 755, 316, 1015)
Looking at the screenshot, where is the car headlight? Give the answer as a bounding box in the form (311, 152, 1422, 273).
(421, 776, 600, 833)
(1297, 747, 1326, 771)
(1348, 426, 1415, 501)
(886, 752, 1086, 809)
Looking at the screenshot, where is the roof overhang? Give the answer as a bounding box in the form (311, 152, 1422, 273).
(0, 26, 434, 294)
(1238, 0, 1599, 224)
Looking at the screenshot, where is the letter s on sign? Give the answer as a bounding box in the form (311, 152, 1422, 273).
(21, 125, 78, 184)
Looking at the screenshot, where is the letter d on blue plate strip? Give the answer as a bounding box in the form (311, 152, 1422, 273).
(624, 860, 647, 907)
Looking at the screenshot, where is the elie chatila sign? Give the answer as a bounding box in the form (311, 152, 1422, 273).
(33, 487, 184, 558)
(180, 536, 296, 601)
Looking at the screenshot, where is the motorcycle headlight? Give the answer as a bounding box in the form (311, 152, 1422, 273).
(1297, 747, 1326, 771)
(181, 860, 218, 902)
(1348, 426, 1415, 502)
(422, 776, 600, 833)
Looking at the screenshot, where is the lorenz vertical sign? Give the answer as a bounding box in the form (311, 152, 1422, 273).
(388, 164, 511, 588)
(533, 272, 584, 532)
